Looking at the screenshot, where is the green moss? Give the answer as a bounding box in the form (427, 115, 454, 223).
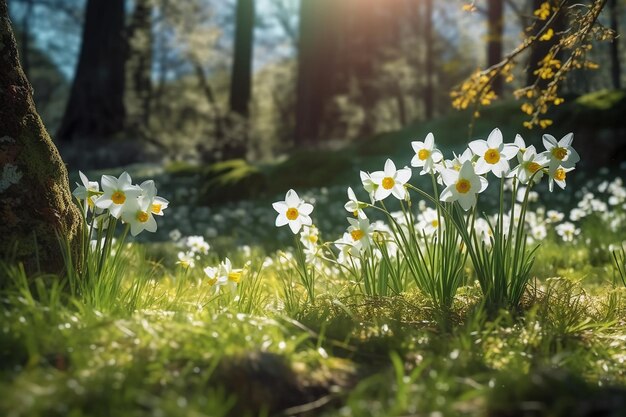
(199, 159, 267, 204)
(576, 89, 626, 110)
(266, 150, 353, 191)
(164, 160, 204, 177)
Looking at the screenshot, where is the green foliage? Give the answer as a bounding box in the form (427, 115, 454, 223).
(197, 151, 353, 204)
(613, 247, 626, 287)
(199, 159, 267, 204)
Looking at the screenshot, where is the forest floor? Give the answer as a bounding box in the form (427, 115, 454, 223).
(2, 94, 626, 416)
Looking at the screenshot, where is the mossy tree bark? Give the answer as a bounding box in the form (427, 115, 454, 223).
(0, 0, 82, 275)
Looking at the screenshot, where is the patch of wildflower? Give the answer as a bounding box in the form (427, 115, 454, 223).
(273, 128, 580, 313)
(70, 171, 170, 285)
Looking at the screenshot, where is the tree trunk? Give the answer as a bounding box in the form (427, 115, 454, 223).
(424, 0, 434, 119)
(0, 0, 82, 275)
(609, 0, 621, 89)
(127, 0, 153, 133)
(487, 0, 504, 95)
(229, 0, 255, 118)
(56, 0, 127, 142)
(295, 0, 342, 145)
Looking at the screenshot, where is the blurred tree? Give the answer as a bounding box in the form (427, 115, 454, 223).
(127, 0, 153, 134)
(487, 0, 503, 95)
(56, 0, 126, 142)
(423, 0, 435, 119)
(295, 0, 406, 144)
(223, 0, 255, 160)
(0, 0, 81, 274)
(229, 0, 254, 118)
(295, 0, 342, 145)
(608, 0, 621, 89)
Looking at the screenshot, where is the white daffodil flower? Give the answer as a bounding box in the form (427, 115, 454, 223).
(370, 159, 412, 201)
(121, 194, 158, 236)
(95, 172, 142, 219)
(555, 222, 580, 242)
(440, 160, 489, 211)
(514, 134, 527, 157)
(334, 232, 359, 265)
(203, 266, 219, 290)
(541, 133, 580, 171)
(411, 132, 443, 175)
(177, 251, 196, 269)
(509, 145, 549, 184)
(347, 217, 373, 255)
(300, 225, 320, 249)
(443, 148, 474, 172)
(216, 257, 242, 292)
(417, 207, 443, 236)
(139, 180, 170, 216)
(548, 165, 574, 192)
(436, 148, 473, 185)
(344, 187, 368, 219)
(272, 189, 313, 234)
(73, 171, 100, 212)
(183, 235, 210, 255)
(360, 171, 377, 203)
(469, 128, 518, 178)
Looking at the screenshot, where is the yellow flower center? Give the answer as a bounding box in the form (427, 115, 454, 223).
(308, 234, 318, 244)
(350, 230, 365, 241)
(418, 149, 430, 161)
(353, 210, 359, 217)
(286, 208, 299, 220)
(136, 211, 149, 223)
(382, 177, 395, 190)
(552, 147, 567, 160)
(111, 191, 126, 205)
(455, 179, 471, 194)
(528, 162, 541, 173)
(554, 168, 566, 181)
(207, 277, 217, 286)
(151, 203, 162, 214)
(484, 148, 501, 164)
(228, 271, 241, 283)
(431, 220, 439, 228)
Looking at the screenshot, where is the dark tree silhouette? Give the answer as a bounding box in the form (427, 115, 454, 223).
(229, 0, 255, 118)
(424, 0, 434, 119)
(127, 0, 153, 132)
(487, 0, 504, 95)
(609, 0, 621, 89)
(0, 0, 81, 274)
(295, 0, 342, 145)
(56, 0, 126, 142)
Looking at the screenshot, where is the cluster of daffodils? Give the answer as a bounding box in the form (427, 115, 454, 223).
(274, 128, 579, 257)
(168, 231, 244, 293)
(272, 128, 581, 307)
(173, 235, 211, 269)
(73, 171, 169, 237)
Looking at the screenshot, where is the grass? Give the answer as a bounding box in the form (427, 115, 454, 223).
(5, 95, 626, 416)
(2, 229, 626, 416)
